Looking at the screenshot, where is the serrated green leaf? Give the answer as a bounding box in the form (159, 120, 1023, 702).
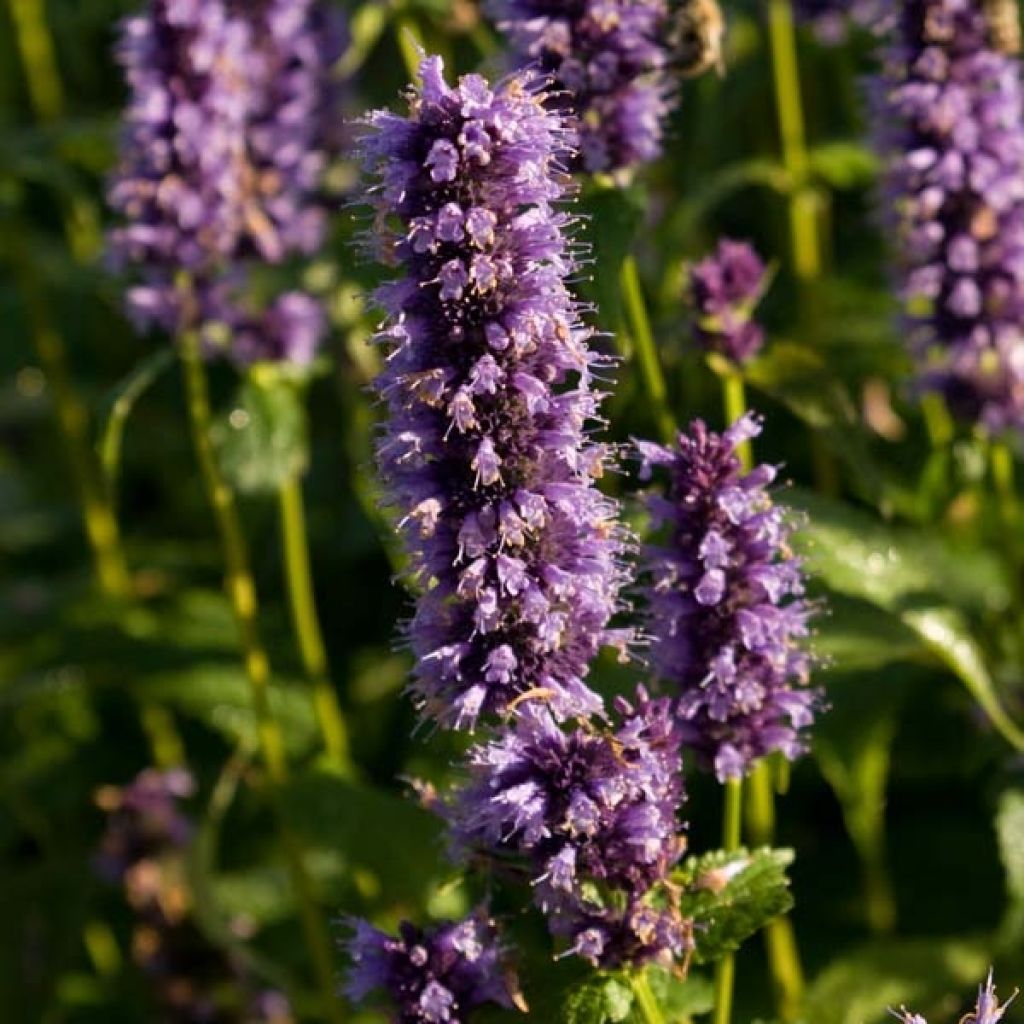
(213, 371, 310, 494)
(674, 848, 794, 964)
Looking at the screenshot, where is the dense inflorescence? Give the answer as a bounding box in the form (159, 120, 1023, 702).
(108, 0, 342, 364)
(449, 686, 689, 967)
(890, 969, 1017, 1023)
(361, 56, 632, 730)
(95, 770, 294, 1023)
(873, 0, 1024, 433)
(343, 914, 514, 1023)
(638, 414, 819, 781)
(488, 0, 672, 176)
(687, 238, 769, 365)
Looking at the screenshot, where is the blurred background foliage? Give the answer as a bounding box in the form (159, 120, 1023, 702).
(2, 0, 1024, 1021)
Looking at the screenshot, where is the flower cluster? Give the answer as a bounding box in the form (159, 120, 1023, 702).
(344, 914, 515, 1023)
(108, 0, 343, 365)
(488, 0, 673, 176)
(794, 0, 888, 43)
(450, 687, 690, 967)
(872, 0, 1024, 433)
(687, 238, 769, 365)
(890, 969, 1017, 1024)
(361, 56, 631, 731)
(95, 769, 294, 1023)
(639, 415, 818, 782)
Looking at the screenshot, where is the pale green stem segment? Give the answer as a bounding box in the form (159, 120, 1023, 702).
(394, 11, 424, 81)
(178, 328, 344, 1024)
(721, 371, 753, 473)
(278, 477, 355, 775)
(620, 255, 677, 444)
(631, 970, 667, 1024)
(712, 778, 744, 1024)
(991, 441, 1018, 529)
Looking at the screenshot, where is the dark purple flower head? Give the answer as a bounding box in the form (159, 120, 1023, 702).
(488, 0, 673, 176)
(94, 768, 195, 884)
(344, 913, 513, 1023)
(361, 57, 632, 730)
(687, 238, 769, 365)
(872, 0, 1024, 433)
(108, 0, 343, 336)
(890, 969, 1017, 1024)
(449, 687, 689, 967)
(638, 414, 820, 782)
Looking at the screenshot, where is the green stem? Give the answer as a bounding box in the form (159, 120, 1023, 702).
(278, 476, 354, 775)
(712, 778, 744, 1024)
(620, 255, 676, 443)
(630, 971, 667, 1024)
(7, 0, 64, 121)
(722, 371, 753, 472)
(922, 392, 955, 449)
(991, 441, 1018, 527)
(178, 330, 343, 1024)
(394, 11, 423, 81)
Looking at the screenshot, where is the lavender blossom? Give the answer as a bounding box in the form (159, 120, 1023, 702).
(890, 969, 1018, 1024)
(794, 0, 888, 43)
(362, 57, 632, 730)
(343, 913, 514, 1023)
(210, 288, 327, 367)
(488, 0, 673, 176)
(108, 0, 343, 340)
(873, 0, 1024, 433)
(449, 687, 690, 967)
(687, 238, 769, 365)
(639, 415, 819, 782)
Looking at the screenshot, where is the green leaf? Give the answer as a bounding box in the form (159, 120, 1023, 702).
(645, 967, 715, 1018)
(562, 976, 635, 1024)
(674, 848, 794, 965)
(814, 595, 922, 672)
(996, 788, 1024, 949)
(213, 369, 310, 494)
(806, 140, 879, 190)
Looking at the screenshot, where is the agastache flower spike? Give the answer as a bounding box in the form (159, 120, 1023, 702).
(488, 0, 673, 176)
(638, 414, 820, 782)
(343, 914, 515, 1023)
(889, 969, 1018, 1024)
(687, 238, 769, 366)
(108, 0, 343, 355)
(872, 0, 1024, 433)
(449, 687, 691, 968)
(361, 57, 632, 730)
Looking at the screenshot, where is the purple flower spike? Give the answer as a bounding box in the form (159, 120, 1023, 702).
(687, 239, 769, 365)
(108, 0, 343, 354)
(361, 57, 633, 730)
(344, 913, 514, 1023)
(889, 968, 1018, 1024)
(794, 0, 889, 43)
(639, 414, 820, 782)
(450, 687, 690, 968)
(872, 0, 1024, 433)
(488, 0, 673, 176)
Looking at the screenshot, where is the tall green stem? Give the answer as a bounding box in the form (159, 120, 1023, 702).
(178, 330, 343, 1024)
(991, 442, 1018, 528)
(712, 778, 744, 1024)
(278, 477, 354, 774)
(620, 255, 676, 443)
(721, 371, 753, 472)
(631, 971, 667, 1024)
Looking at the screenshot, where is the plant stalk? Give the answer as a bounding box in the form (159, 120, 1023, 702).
(278, 476, 354, 774)
(620, 255, 676, 443)
(722, 371, 753, 472)
(631, 971, 667, 1024)
(178, 329, 343, 1024)
(712, 778, 744, 1024)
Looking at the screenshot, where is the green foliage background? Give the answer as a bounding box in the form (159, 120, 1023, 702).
(2, 0, 1024, 1021)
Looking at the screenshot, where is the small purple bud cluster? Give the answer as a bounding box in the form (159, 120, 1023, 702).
(872, 0, 1024, 433)
(638, 415, 819, 782)
(347, 56, 690, 992)
(344, 915, 516, 1023)
(488, 0, 673, 176)
(793, 0, 889, 44)
(361, 56, 631, 731)
(687, 239, 769, 366)
(108, 0, 343, 367)
(450, 687, 690, 967)
(890, 969, 1017, 1024)
(95, 769, 294, 1023)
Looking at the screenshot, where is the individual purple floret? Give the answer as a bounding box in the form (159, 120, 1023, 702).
(217, 289, 327, 367)
(687, 239, 769, 365)
(638, 414, 819, 782)
(344, 913, 514, 1023)
(872, 0, 1024, 433)
(488, 0, 673, 176)
(449, 687, 690, 968)
(108, 0, 343, 341)
(361, 56, 632, 730)
(890, 968, 1018, 1023)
